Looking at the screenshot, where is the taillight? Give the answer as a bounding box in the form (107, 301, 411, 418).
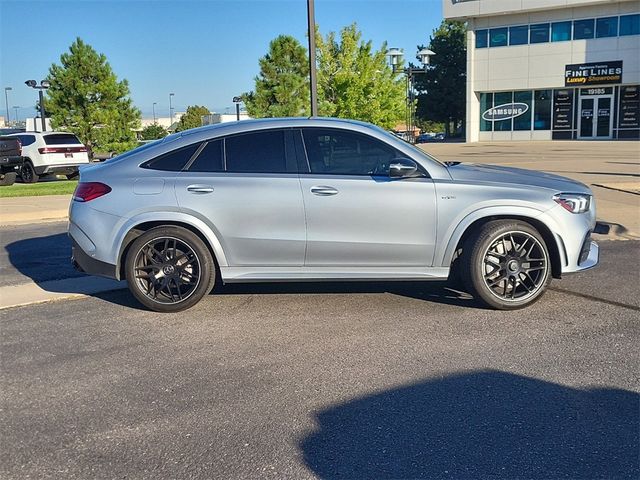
(38, 146, 87, 154)
(73, 182, 112, 202)
(16, 138, 22, 156)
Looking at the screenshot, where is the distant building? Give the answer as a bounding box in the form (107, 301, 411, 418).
(201, 112, 251, 126)
(444, 0, 640, 141)
(140, 113, 185, 132)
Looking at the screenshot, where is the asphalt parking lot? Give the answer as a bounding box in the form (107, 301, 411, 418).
(1, 221, 638, 479)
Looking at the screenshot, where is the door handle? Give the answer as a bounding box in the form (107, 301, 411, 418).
(187, 185, 214, 194)
(310, 186, 338, 196)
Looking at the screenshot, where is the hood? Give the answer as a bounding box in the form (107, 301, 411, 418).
(446, 162, 591, 194)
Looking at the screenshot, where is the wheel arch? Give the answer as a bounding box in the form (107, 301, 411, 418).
(443, 213, 564, 279)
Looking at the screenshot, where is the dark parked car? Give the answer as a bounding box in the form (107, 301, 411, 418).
(0, 136, 23, 186)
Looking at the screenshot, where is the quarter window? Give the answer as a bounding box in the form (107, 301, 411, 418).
(142, 143, 201, 171)
(596, 17, 618, 37)
(17, 135, 36, 146)
(489, 27, 508, 47)
(302, 128, 398, 176)
(188, 140, 224, 172)
(225, 130, 287, 173)
(573, 19, 595, 39)
(551, 21, 572, 42)
(530, 23, 550, 43)
(620, 14, 640, 36)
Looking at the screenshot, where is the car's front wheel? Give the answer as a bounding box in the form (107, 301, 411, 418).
(124, 226, 216, 312)
(463, 220, 551, 310)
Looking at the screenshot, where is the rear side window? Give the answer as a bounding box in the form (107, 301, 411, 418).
(188, 140, 224, 172)
(225, 130, 287, 173)
(17, 135, 36, 146)
(43, 134, 82, 145)
(142, 143, 200, 171)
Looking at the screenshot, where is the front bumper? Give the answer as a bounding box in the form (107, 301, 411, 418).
(575, 241, 599, 272)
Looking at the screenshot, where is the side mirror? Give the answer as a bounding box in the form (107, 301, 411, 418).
(389, 158, 419, 178)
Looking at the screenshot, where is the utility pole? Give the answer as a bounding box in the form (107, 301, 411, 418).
(307, 0, 318, 117)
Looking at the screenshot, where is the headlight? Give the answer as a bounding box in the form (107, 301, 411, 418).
(553, 193, 591, 214)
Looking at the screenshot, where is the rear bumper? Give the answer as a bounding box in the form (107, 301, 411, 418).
(71, 237, 117, 279)
(0, 155, 23, 170)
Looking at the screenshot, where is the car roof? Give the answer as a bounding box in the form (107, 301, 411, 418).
(6, 131, 77, 136)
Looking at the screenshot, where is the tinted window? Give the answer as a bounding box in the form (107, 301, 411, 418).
(552, 21, 572, 41)
(489, 27, 508, 47)
(480, 93, 493, 132)
(534, 90, 552, 130)
(17, 134, 36, 146)
(188, 140, 223, 172)
(43, 134, 82, 145)
(493, 92, 513, 131)
(620, 14, 640, 36)
(143, 143, 200, 171)
(509, 25, 528, 45)
(596, 17, 618, 37)
(476, 29, 488, 48)
(530, 23, 550, 43)
(302, 128, 398, 176)
(573, 19, 595, 39)
(225, 130, 287, 173)
(513, 91, 532, 131)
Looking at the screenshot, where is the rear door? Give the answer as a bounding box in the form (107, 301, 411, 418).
(174, 129, 306, 267)
(297, 127, 437, 267)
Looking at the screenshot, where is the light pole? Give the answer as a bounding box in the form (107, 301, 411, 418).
(13, 106, 19, 124)
(169, 93, 175, 127)
(386, 47, 435, 143)
(25, 79, 50, 132)
(4, 87, 12, 125)
(232, 96, 242, 121)
(307, 0, 318, 116)
(152, 102, 157, 123)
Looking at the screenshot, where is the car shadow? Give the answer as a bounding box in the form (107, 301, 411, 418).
(300, 370, 639, 479)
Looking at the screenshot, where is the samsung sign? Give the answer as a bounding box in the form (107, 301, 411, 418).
(482, 103, 529, 121)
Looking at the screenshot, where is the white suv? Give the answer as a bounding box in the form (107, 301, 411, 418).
(8, 131, 90, 183)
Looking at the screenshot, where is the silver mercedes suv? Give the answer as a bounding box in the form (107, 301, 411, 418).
(69, 117, 601, 312)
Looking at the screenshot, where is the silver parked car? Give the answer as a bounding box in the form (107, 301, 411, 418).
(69, 117, 601, 312)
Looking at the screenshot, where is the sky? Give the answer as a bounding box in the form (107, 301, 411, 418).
(0, 0, 443, 121)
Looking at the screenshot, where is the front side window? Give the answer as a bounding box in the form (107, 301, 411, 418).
(620, 14, 640, 36)
(509, 25, 529, 45)
(302, 128, 398, 176)
(552, 21, 572, 41)
(188, 139, 224, 172)
(596, 17, 618, 37)
(534, 90, 552, 130)
(530, 23, 550, 43)
(476, 29, 488, 48)
(142, 143, 201, 171)
(573, 19, 595, 39)
(489, 27, 508, 47)
(225, 130, 287, 173)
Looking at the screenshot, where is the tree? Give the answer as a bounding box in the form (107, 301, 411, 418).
(43, 38, 140, 156)
(140, 123, 168, 140)
(242, 35, 310, 118)
(174, 105, 211, 132)
(414, 20, 467, 137)
(316, 24, 405, 129)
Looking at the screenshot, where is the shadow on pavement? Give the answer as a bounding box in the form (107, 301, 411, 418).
(301, 370, 639, 479)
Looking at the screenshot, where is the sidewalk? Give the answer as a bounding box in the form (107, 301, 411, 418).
(1, 141, 638, 237)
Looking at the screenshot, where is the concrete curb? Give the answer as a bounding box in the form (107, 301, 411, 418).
(0, 276, 126, 310)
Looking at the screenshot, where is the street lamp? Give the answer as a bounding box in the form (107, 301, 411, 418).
(12, 106, 19, 124)
(152, 102, 157, 123)
(232, 96, 242, 121)
(386, 47, 435, 143)
(169, 93, 175, 127)
(25, 79, 50, 131)
(307, 0, 318, 116)
(4, 87, 12, 126)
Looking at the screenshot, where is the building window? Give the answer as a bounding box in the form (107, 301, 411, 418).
(480, 93, 493, 132)
(596, 17, 618, 38)
(620, 14, 640, 36)
(530, 23, 550, 43)
(509, 25, 528, 45)
(513, 91, 533, 130)
(552, 21, 572, 41)
(476, 29, 488, 48)
(534, 90, 552, 130)
(493, 92, 513, 131)
(573, 19, 595, 39)
(489, 28, 508, 47)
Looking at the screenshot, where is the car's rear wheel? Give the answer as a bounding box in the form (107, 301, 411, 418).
(125, 226, 215, 312)
(463, 220, 551, 310)
(20, 161, 39, 183)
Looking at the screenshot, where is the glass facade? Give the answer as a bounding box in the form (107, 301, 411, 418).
(476, 13, 639, 48)
(513, 91, 533, 131)
(533, 91, 552, 130)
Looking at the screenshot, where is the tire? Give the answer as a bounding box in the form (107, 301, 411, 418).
(125, 226, 216, 312)
(20, 161, 39, 183)
(0, 172, 17, 186)
(462, 220, 551, 310)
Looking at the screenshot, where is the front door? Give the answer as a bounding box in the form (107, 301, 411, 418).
(579, 92, 613, 139)
(298, 127, 437, 267)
